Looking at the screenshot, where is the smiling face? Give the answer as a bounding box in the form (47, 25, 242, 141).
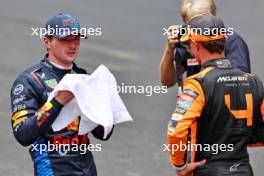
(43, 35, 80, 67)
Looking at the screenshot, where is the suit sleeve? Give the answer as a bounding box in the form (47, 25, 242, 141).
(92, 125, 114, 141)
(248, 78, 264, 146)
(11, 76, 63, 146)
(167, 78, 205, 170)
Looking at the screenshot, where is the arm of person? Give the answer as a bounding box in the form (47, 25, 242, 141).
(248, 92, 264, 147)
(10, 76, 72, 146)
(160, 25, 181, 87)
(248, 99, 264, 147)
(248, 78, 264, 147)
(167, 78, 206, 175)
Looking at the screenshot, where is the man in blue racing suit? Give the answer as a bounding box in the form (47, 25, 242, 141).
(10, 13, 112, 176)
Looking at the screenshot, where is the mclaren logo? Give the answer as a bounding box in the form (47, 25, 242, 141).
(217, 76, 247, 83)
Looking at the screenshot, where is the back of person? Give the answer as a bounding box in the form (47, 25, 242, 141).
(191, 59, 263, 175)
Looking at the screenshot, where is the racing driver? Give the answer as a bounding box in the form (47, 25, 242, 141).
(10, 13, 112, 176)
(167, 15, 264, 176)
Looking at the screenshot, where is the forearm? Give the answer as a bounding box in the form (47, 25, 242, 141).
(160, 47, 177, 87)
(12, 99, 63, 146)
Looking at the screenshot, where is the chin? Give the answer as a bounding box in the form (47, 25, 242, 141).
(65, 56, 77, 63)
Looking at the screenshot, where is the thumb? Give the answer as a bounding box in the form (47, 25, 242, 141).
(194, 159, 206, 167)
(188, 159, 206, 171)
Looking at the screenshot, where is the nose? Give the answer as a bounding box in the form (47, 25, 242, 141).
(68, 39, 79, 49)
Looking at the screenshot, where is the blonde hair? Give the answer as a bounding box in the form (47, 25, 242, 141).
(180, 0, 217, 23)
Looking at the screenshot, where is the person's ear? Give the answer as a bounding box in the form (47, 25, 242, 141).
(43, 37, 51, 49)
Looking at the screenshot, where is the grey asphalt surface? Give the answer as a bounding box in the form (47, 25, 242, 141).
(0, 0, 263, 175)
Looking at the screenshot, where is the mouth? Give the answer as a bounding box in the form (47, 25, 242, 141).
(66, 51, 76, 56)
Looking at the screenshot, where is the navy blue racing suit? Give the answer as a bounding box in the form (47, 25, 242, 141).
(10, 54, 112, 176)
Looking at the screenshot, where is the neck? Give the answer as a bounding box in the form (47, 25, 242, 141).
(47, 54, 72, 70)
(200, 52, 225, 65)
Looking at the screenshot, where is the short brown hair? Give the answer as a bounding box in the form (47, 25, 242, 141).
(181, 0, 217, 23)
(199, 38, 226, 54)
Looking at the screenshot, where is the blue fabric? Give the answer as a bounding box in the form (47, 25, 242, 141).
(33, 139, 54, 176)
(225, 32, 251, 73)
(45, 13, 81, 38)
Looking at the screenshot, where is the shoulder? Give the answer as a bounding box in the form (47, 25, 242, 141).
(187, 67, 215, 81)
(72, 63, 88, 74)
(227, 31, 248, 47)
(11, 62, 44, 91)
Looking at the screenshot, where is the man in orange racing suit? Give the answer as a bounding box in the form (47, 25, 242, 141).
(167, 15, 264, 176)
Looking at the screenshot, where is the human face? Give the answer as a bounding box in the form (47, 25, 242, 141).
(44, 35, 80, 67)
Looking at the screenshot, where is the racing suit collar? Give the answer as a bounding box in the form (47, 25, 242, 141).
(41, 54, 75, 75)
(201, 58, 233, 70)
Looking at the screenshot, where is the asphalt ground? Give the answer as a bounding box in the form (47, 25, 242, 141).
(0, 0, 263, 175)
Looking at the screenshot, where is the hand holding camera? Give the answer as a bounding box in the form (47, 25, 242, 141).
(166, 25, 181, 50)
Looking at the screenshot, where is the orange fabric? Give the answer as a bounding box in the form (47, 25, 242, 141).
(168, 78, 205, 167)
(188, 67, 214, 79)
(13, 116, 28, 128)
(67, 117, 80, 131)
(190, 121, 197, 163)
(224, 94, 253, 126)
(12, 110, 29, 128)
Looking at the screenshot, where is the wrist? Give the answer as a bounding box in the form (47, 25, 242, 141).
(55, 96, 67, 105)
(166, 45, 175, 53)
(174, 164, 187, 171)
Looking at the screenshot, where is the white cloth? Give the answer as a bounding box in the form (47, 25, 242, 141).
(48, 65, 133, 139)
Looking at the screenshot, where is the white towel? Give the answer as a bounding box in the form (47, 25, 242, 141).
(48, 65, 133, 139)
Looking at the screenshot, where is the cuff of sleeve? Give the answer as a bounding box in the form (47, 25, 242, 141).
(50, 98, 63, 110)
(173, 164, 187, 171)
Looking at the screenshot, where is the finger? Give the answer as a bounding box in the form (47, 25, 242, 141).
(194, 159, 206, 167)
(184, 160, 206, 173)
(167, 35, 178, 40)
(168, 38, 179, 44)
(167, 25, 179, 32)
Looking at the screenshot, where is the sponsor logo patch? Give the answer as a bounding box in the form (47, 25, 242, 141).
(170, 120, 177, 127)
(179, 94, 195, 103)
(217, 76, 247, 83)
(36, 102, 53, 121)
(67, 117, 80, 131)
(174, 107, 187, 115)
(44, 79, 58, 89)
(12, 95, 26, 105)
(171, 113, 183, 121)
(216, 60, 232, 68)
(168, 127, 175, 135)
(13, 104, 26, 112)
(183, 89, 199, 99)
(177, 101, 192, 109)
(12, 110, 28, 121)
(187, 58, 199, 66)
(13, 84, 24, 95)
